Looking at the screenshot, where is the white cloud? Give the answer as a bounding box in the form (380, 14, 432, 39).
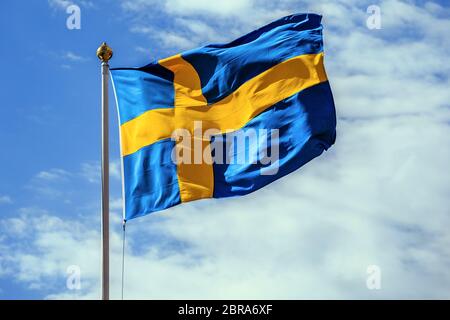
(0, 211, 99, 294)
(122, 0, 293, 51)
(122, 0, 281, 18)
(169, 0, 252, 15)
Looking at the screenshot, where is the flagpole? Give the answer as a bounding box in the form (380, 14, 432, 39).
(97, 42, 113, 300)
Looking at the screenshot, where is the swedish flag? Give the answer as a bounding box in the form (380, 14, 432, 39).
(111, 13, 336, 220)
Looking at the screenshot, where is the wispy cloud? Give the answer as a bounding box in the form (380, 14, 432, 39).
(80, 162, 100, 184)
(35, 169, 71, 181)
(110, 197, 123, 214)
(122, 0, 295, 51)
(27, 169, 73, 199)
(48, 0, 94, 10)
(123, 0, 259, 17)
(135, 46, 150, 54)
(0, 195, 12, 205)
(110, 160, 122, 181)
(80, 160, 122, 184)
(48, 0, 73, 10)
(63, 51, 88, 62)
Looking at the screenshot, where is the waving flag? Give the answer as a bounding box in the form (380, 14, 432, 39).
(111, 13, 336, 221)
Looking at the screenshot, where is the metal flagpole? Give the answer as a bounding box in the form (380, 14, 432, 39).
(96, 42, 113, 300)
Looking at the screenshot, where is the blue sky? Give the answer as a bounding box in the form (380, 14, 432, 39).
(0, 0, 449, 299)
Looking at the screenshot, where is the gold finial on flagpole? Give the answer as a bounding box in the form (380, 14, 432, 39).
(97, 42, 113, 62)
